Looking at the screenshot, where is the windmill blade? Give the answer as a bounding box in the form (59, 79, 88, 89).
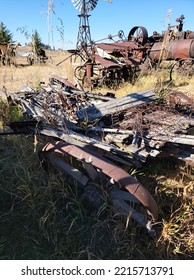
(72, 0, 83, 12)
(86, 0, 98, 11)
(71, 0, 98, 12)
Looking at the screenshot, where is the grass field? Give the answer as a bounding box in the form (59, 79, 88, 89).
(0, 53, 194, 260)
(0, 51, 76, 93)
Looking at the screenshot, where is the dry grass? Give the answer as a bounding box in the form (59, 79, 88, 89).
(1, 51, 194, 99)
(0, 135, 193, 260)
(116, 69, 194, 98)
(139, 157, 194, 259)
(0, 51, 77, 93)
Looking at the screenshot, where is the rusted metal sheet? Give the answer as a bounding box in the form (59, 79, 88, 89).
(97, 41, 139, 52)
(50, 75, 78, 90)
(42, 140, 158, 221)
(94, 54, 121, 69)
(167, 90, 194, 106)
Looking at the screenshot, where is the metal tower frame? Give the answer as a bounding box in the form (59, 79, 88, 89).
(76, 1, 92, 56)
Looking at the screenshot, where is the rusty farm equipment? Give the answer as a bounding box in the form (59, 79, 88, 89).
(148, 15, 194, 80)
(68, 0, 150, 89)
(2, 75, 194, 234)
(66, 14, 194, 90)
(71, 28, 150, 90)
(27, 48, 48, 65)
(0, 42, 20, 66)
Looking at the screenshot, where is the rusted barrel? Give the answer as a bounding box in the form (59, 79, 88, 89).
(149, 39, 194, 61)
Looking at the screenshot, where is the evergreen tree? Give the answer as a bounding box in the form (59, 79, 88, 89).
(32, 30, 43, 55)
(0, 22, 13, 43)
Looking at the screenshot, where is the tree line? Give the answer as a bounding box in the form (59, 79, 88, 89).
(0, 21, 51, 51)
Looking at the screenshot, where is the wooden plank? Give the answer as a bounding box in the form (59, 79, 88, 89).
(50, 75, 115, 101)
(88, 127, 133, 134)
(43, 152, 89, 186)
(169, 135, 194, 145)
(77, 90, 156, 121)
(39, 126, 131, 157)
(105, 133, 131, 144)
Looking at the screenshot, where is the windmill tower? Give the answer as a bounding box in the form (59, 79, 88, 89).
(71, 0, 98, 57)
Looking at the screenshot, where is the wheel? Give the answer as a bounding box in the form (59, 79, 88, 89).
(128, 26, 148, 45)
(118, 30, 125, 41)
(74, 65, 86, 82)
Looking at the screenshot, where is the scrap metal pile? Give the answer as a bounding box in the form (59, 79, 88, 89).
(4, 75, 194, 235)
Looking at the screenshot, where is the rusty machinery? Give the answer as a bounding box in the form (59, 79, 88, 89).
(148, 15, 194, 79)
(70, 0, 150, 89)
(0, 42, 20, 66)
(70, 14, 194, 89)
(73, 27, 149, 90)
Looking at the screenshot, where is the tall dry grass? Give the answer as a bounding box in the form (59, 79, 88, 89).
(0, 134, 193, 260)
(0, 51, 76, 93)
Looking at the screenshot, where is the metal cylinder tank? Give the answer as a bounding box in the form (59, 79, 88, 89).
(149, 39, 194, 61)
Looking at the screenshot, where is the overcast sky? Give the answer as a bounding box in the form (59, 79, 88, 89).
(1, 0, 194, 49)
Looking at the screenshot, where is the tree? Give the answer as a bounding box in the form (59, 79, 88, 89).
(0, 22, 13, 43)
(41, 43, 51, 50)
(32, 30, 44, 55)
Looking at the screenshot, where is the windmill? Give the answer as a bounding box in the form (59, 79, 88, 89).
(71, 0, 98, 57)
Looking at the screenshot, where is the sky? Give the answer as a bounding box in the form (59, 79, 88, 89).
(0, 0, 194, 50)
